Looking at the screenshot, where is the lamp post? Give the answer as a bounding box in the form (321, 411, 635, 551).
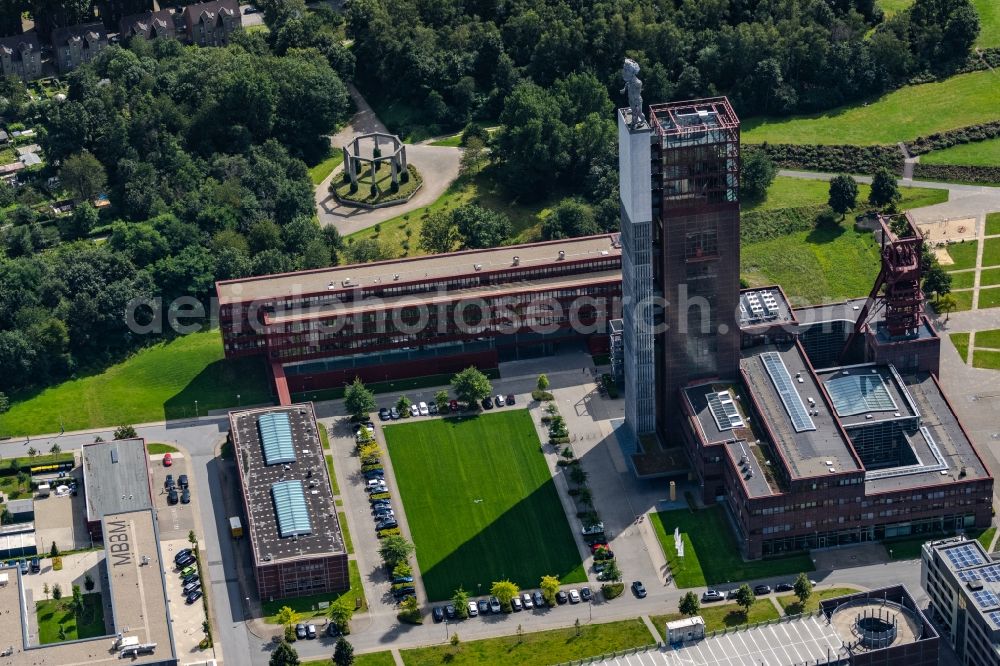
(237, 394, 241, 408)
(194, 400, 199, 418)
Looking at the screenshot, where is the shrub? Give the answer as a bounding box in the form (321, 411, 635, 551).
(531, 390, 554, 401)
(913, 163, 1000, 185)
(748, 144, 902, 175)
(52, 557, 62, 571)
(601, 582, 624, 599)
(907, 121, 1000, 156)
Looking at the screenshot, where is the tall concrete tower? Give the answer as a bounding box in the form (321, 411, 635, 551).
(620, 97, 742, 442)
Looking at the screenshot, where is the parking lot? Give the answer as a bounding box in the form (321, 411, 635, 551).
(149, 453, 198, 540)
(33, 469, 93, 551)
(161, 537, 211, 661)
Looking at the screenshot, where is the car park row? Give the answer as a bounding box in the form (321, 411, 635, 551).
(376, 394, 518, 421)
(173, 547, 202, 605)
(431, 585, 595, 622)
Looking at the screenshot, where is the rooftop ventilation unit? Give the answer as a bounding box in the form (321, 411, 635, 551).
(393, 274, 400, 280)
(342, 278, 352, 287)
(512, 256, 520, 265)
(558, 250, 565, 260)
(474, 264, 482, 271)
(327, 282, 335, 290)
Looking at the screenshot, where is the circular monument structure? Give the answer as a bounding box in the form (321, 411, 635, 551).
(333, 132, 421, 209)
(829, 595, 923, 652)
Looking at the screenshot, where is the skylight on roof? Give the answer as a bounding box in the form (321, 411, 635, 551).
(825, 372, 898, 417)
(271, 480, 312, 538)
(258, 412, 296, 465)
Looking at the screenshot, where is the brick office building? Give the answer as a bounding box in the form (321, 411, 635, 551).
(217, 235, 622, 403)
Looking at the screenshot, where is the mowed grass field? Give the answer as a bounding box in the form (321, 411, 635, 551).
(974, 0, 1000, 48)
(742, 71, 1000, 145)
(743, 177, 947, 212)
(0, 330, 271, 437)
(384, 410, 585, 601)
(922, 136, 1000, 167)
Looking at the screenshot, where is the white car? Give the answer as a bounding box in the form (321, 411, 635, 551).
(521, 592, 533, 609)
(494, 394, 505, 406)
(418, 401, 429, 416)
(409, 403, 420, 417)
(569, 589, 581, 604)
(467, 600, 478, 617)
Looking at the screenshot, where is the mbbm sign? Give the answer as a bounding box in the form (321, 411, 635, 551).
(106, 520, 132, 566)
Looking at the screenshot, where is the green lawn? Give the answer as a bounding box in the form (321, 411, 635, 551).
(741, 220, 881, 304)
(384, 410, 585, 601)
(742, 177, 947, 212)
(308, 150, 345, 185)
(951, 289, 975, 311)
(650, 506, 814, 588)
(982, 267, 1000, 287)
(877, 0, 912, 17)
(987, 213, 1000, 236)
(305, 653, 395, 666)
(975, 0, 1000, 48)
(400, 618, 655, 666)
(652, 599, 780, 634)
(742, 71, 1000, 145)
(922, 137, 1000, 167)
(950, 271, 977, 290)
(979, 527, 997, 551)
(36, 593, 106, 644)
(980, 286, 1000, 309)
(952, 332, 971, 361)
(975, 349, 1000, 370)
(975, 329, 1000, 348)
(0, 330, 272, 437)
(146, 443, 179, 454)
(776, 587, 861, 615)
(429, 133, 463, 147)
(984, 238, 1000, 267)
(943, 241, 980, 271)
(262, 559, 367, 622)
(339, 511, 354, 554)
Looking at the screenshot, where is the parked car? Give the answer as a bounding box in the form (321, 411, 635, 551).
(580, 587, 592, 602)
(726, 589, 740, 600)
(379, 408, 391, 421)
(392, 575, 413, 584)
(163, 453, 172, 467)
(702, 590, 725, 602)
(582, 523, 605, 536)
(589, 541, 609, 552)
(494, 394, 505, 407)
(183, 580, 201, 595)
(176, 553, 195, 568)
(418, 401, 430, 416)
(371, 498, 391, 508)
(631, 581, 647, 598)
(390, 407, 400, 420)
(167, 488, 179, 505)
(182, 573, 200, 585)
(775, 583, 794, 592)
(243, 5, 257, 13)
(445, 604, 456, 619)
(569, 589, 581, 604)
(428, 402, 439, 415)
(521, 592, 533, 609)
(174, 548, 192, 563)
(593, 547, 614, 560)
(181, 489, 190, 504)
(29, 558, 39, 573)
(164, 474, 175, 489)
(326, 623, 342, 637)
(478, 599, 489, 615)
(467, 601, 478, 617)
(376, 519, 398, 530)
(186, 590, 202, 604)
(295, 624, 307, 640)
(180, 565, 196, 577)
(432, 607, 444, 622)
(374, 511, 394, 522)
(754, 584, 772, 595)
(532, 591, 544, 608)
(481, 396, 493, 410)
(393, 586, 415, 598)
(489, 596, 501, 613)
(178, 474, 189, 489)
(366, 483, 388, 494)
(511, 596, 523, 611)
(18, 559, 27, 575)
(450, 400, 459, 412)
(506, 393, 516, 405)
(363, 469, 385, 480)
(556, 590, 568, 605)
(409, 404, 420, 417)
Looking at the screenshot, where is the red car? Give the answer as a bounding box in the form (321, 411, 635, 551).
(449, 400, 459, 412)
(163, 453, 173, 467)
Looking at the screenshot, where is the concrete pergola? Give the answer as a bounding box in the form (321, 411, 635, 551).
(342, 132, 409, 195)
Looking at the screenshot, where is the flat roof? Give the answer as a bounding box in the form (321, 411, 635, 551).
(792, 297, 867, 327)
(738, 286, 795, 329)
(929, 538, 1000, 630)
(816, 364, 918, 427)
(81, 439, 152, 523)
(217, 234, 621, 305)
(741, 343, 861, 479)
(230, 404, 345, 564)
(0, 510, 176, 666)
(725, 440, 777, 498)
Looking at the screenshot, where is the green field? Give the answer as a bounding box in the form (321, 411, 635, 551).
(262, 559, 366, 622)
(741, 220, 881, 303)
(743, 71, 1000, 145)
(384, 410, 585, 601)
(975, 0, 1000, 48)
(339, 511, 354, 554)
(922, 137, 1000, 167)
(776, 587, 861, 615)
(951, 290, 975, 311)
(943, 241, 980, 271)
(975, 329, 1000, 348)
(0, 330, 272, 437)
(976, 350, 1000, 370)
(650, 506, 814, 588)
(984, 238, 1000, 267)
(980, 286, 1000, 309)
(305, 653, 395, 666)
(982, 268, 1000, 287)
(308, 150, 345, 185)
(950, 271, 977, 290)
(743, 177, 948, 212)
(429, 133, 463, 147)
(36, 593, 105, 644)
(952, 332, 971, 361)
(400, 618, 654, 666)
(988, 213, 1000, 236)
(652, 599, 780, 634)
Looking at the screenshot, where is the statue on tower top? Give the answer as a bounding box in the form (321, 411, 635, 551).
(621, 58, 647, 129)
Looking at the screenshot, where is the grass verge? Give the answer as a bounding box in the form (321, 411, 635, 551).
(399, 618, 655, 666)
(922, 136, 1000, 167)
(146, 443, 178, 454)
(384, 410, 585, 601)
(262, 559, 367, 622)
(987, 213, 1000, 237)
(339, 511, 354, 555)
(974, 349, 1000, 370)
(0, 330, 271, 437)
(742, 177, 946, 212)
(975, 329, 1000, 348)
(36, 593, 105, 644)
(308, 150, 345, 185)
(952, 332, 971, 361)
(974, 0, 1000, 48)
(776, 587, 861, 615)
(650, 506, 813, 588)
(306, 653, 396, 666)
(652, 599, 780, 634)
(980, 286, 1000, 309)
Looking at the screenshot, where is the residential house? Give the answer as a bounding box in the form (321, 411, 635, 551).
(183, 0, 241, 47)
(51, 23, 109, 74)
(98, 0, 154, 31)
(0, 33, 42, 81)
(119, 9, 177, 42)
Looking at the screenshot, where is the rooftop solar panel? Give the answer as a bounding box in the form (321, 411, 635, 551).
(989, 611, 1000, 628)
(825, 373, 898, 417)
(707, 391, 744, 431)
(271, 480, 312, 537)
(258, 412, 296, 465)
(945, 543, 987, 569)
(973, 589, 1000, 609)
(760, 352, 816, 433)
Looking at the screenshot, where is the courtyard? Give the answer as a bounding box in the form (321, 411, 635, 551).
(384, 409, 586, 601)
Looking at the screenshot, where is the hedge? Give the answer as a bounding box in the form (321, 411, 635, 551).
(747, 144, 903, 175)
(912, 164, 1000, 185)
(907, 121, 1000, 156)
(741, 205, 827, 244)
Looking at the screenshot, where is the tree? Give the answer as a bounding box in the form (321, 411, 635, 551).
(734, 584, 755, 616)
(451, 366, 492, 407)
(434, 390, 450, 413)
(114, 424, 137, 440)
(452, 205, 512, 249)
(452, 587, 470, 619)
(419, 211, 459, 254)
(71, 584, 83, 613)
(328, 600, 354, 634)
(490, 580, 519, 612)
(378, 534, 415, 568)
(923, 264, 952, 298)
(392, 561, 412, 579)
(679, 591, 700, 616)
(934, 293, 958, 322)
(459, 137, 487, 177)
(450, 633, 460, 647)
(269, 639, 300, 666)
(602, 559, 622, 583)
(84, 573, 94, 592)
(52, 583, 62, 601)
(868, 168, 901, 209)
(43, 583, 49, 599)
(49, 443, 61, 455)
(794, 573, 813, 607)
(395, 394, 412, 416)
(541, 199, 598, 240)
(828, 174, 859, 218)
(50, 542, 59, 557)
(60, 202, 99, 240)
(0, 392, 8, 414)
(540, 575, 560, 606)
(333, 637, 355, 666)
(344, 378, 376, 421)
(27, 447, 37, 458)
(275, 606, 296, 627)
(60, 151, 107, 202)
(741, 150, 776, 200)
(537, 374, 549, 391)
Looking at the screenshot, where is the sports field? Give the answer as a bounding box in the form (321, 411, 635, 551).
(742, 71, 1000, 145)
(384, 410, 585, 601)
